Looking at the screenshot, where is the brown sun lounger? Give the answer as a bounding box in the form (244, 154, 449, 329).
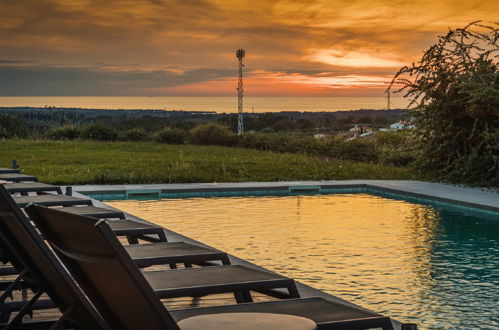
(13, 194, 93, 208)
(28, 205, 300, 304)
(1, 186, 229, 269)
(0, 173, 37, 182)
(11, 191, 168, 243)
(0, 186, 230, 326)
(0, 187, 109, 328)
(24, 203, 395, 330)
(0, 168, 19, 174)
(2, 182, 63, 195)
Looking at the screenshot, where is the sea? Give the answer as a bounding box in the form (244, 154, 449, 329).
(0, 96, 408, 113)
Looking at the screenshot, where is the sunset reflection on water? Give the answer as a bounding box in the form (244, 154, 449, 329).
(107, 193, 499, 329)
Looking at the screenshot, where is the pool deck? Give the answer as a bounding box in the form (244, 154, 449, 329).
(73, 180, 499, 213)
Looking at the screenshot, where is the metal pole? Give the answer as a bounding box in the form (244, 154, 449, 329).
(236, 49, 245, 135)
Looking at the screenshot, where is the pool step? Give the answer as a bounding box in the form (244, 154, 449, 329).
(288, 186, 321, 194)
(125, 190, 161, 199)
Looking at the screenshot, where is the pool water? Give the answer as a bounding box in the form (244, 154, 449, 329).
(105, 193, 499, 329)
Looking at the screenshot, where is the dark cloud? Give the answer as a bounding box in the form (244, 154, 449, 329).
(0, 64, 233, 95)
(0, 59, 38, 64)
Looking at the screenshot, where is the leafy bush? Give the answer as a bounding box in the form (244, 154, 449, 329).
(155, 127, 185, 144)
(375, 131, 416, 166)
(374, 130, 411, 148)
(238, 132, 322, 155)
(81, 124, 118, 141)
(47, 126, 81, 140)
(0, 114, 28, 138)
(389, 22, 499, 185)
(124, 128, 149, 141)
(325, 138, 379, 163)
(187, 123, 236, 146)
(380, 150, 416, 167)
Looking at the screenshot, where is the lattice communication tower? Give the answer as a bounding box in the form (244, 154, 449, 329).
(236, 49, 245, 135)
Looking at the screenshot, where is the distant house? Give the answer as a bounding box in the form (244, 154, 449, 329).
(390, 120, 415, 131)
(349, 125, 373, 135)
(314, 133, 327, 139)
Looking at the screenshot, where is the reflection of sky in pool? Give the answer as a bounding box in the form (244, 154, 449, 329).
(106, 193, 499, 329)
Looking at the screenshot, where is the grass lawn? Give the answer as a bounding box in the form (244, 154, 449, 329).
(0, 140, 419, 184)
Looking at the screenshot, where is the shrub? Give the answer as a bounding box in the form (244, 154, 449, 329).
(47, 126, 81, 140)
(124, 128, 149, 141)
(155, 127, 185, 144)
(375, 131, 416, 167)
(238, 132, 324, 155)
(325, 138, 379, 163)
(389, 22, 499, 185)
(380, 150, 416, 167)
(81, 124, 118, 141)
(0, 114, 28, 138)
(374, 130, 410, 148)
(187, 123, 236, 146)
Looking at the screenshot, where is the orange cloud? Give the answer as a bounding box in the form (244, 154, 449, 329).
(0, 0, 497, 96)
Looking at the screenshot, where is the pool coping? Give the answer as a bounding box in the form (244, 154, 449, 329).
(72, 180, 499, 213)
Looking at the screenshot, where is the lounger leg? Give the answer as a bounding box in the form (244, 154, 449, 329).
(157, 231, 168, 242)
(4, 287, 44, 330)
(183, 263, 193, 268)
(169, 263, 177, 269)
(0, 299, 55, 324)
(221, 255, 231, 265)
(0, 269, 27, 305)
(287, 282, 300, 298)
(234, 290, 253, 303)
(127, 236, 139, 244)
(48, 304, 74, 330)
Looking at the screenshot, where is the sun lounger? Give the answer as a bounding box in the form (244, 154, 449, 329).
(0, 187, 109, 328)
(0, 187, 230, 327)
(1, 176, 172, 243)
(13, 194, 93, 208)
(28, 205, 300, 303)
(2, 182, 63, 195)
(0, 168, 19, 174)
(0, 174, 37, 182)
(0, 186, 229, 269)
(25, 203, 395, 330)
(11, 191, 168, 243)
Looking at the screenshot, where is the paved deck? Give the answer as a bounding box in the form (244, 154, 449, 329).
(73, 180, 499, 213)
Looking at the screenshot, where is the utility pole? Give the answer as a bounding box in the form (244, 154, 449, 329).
(236, 49, 245, 135)
(385, 87, 391, 110)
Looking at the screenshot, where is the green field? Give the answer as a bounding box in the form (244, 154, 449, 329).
(0, 140, 418, 184)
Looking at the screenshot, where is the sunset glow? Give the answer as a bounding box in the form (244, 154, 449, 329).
(0, 0, 496, 96)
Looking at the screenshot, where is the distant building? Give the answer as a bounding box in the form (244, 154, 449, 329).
(349, 125, 373, 135)
(314, 133, 327, 139)
(390, 120, 415, 131)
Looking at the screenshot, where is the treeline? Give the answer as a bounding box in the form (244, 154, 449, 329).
(0, 108, 403, 137)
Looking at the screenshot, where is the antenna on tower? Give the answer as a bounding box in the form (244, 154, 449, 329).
(236, 48, 245, 135)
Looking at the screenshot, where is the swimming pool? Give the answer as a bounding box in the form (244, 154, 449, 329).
(102, 192, 499, 329)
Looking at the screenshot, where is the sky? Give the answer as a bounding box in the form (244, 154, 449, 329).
(0, 0, 497, 97)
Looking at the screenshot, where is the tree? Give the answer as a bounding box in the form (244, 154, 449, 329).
(0, 114, 29, 138)
(388, 22, 498, 186)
